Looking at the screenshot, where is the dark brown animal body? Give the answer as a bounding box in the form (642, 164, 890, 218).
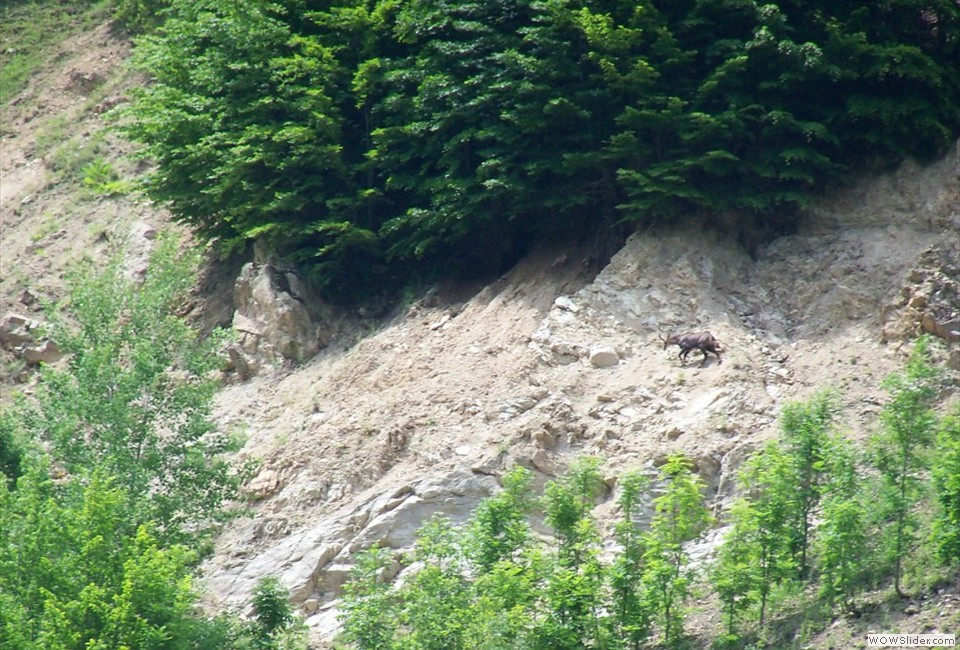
(661, 331, 722, 367)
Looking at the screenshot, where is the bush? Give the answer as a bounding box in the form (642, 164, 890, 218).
(0, 415, 24, 487)
(931, 414, 960, 565)
(113, 0, 170, 34)
(6, 231, 240, 545)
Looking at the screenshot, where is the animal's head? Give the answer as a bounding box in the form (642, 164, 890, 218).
(659, 333, 675, 350)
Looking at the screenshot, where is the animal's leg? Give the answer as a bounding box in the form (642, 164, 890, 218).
(700, 349, 709, 367)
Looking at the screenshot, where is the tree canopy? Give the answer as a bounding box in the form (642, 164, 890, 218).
(123, 0, 960, 301)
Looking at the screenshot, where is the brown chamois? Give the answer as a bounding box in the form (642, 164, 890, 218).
(660, 331, 723, 367)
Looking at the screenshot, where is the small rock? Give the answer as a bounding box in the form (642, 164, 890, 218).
(233, 312, 265, 337)
(554, 296, 580, 312)
(22, 340, 63, 365)
(317, 563, 354, 596)
(530, 449, 558, 476)
(245, 469, 282, 500)
(19, 289, 40, 308)
(550, 342, 581, 364)
(589, 348, 619, 368)
(429, 314, 450, 330)
(533, 429, 558, 450)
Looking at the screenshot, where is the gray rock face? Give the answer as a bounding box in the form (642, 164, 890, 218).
(0, 313, 40, 347)
(203, 470, 497, 640)
(228, 262, 331, 376)
(0, 312, 63, 365)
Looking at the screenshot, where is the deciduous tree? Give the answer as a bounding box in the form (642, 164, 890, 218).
(870, 337, 939, 596)
(931, 414, 960, 566)
(641, 455, 710, 648)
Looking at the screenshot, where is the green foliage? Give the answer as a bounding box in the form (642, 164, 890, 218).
(542, 456, 605, 560)
(0, 236, 304, 649)
(364, 0, 610, 275)
(123, 0, 960, 303)
(0, 414, 24, 487)
(535, 457, 608, 648)
(339, 457, 713, 650)
(80, 157, 132, 197)
(45, 130, 111, 185)
(711, 343, 952, 643)
(113, 0, 170, 34)
(401, 517, 474, 649)
(931, 414, 960, 565)
(714, 389, 853, 629)
(712, 498, 762, 645)
(0, 465, 201, 649)
(870, 337, 940, 595)
(467, 465, 534, 572)
(608, 471, 651, 648)
(247, 577, 306, 650)
(251, 577, 293, 635)
(815, 438, 868, 609)
(339, 546, 400, 649)
(641, 455, 711, 648)
(14, 231, 240, 544)
(779, 390, 838, 578)
(0, 461, 301, 649)
(730, 441, 796, 628)
(122, 0, 370, 297)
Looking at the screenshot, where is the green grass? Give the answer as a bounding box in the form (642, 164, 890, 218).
(0, 0, 113, 105)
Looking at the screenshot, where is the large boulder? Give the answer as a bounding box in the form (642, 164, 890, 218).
(0, 312, 41, 347)
(229, 262, 331, 376)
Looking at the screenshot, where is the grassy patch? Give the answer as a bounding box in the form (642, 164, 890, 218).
(47, 130, 107, 177)
(0, 0, 112, 104)
(80, 156, 132, 197)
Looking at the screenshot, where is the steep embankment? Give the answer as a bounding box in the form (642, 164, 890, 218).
(202, 146, 959, 644)
(1, 18, 958, 649)
(0, 18, 159, 306)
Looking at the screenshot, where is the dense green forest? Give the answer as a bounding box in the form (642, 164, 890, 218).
(115, 0, 960, 301)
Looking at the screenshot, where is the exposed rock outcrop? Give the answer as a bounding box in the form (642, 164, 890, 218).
(202, 143, 959, 647)
(227, 262, 332, 378)
(0, 312, 63, 366)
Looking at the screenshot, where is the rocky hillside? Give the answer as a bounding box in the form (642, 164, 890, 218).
(199, 142, 959, 644)
(1, 18, 958, 649)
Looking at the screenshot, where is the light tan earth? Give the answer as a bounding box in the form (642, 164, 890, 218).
(1, 20, 958, 648)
